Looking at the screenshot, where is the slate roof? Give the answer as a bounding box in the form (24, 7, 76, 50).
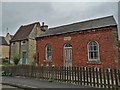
(0, 36, 9, 46)
(11, 22, 40, 42)
(38, 16, 117, 38)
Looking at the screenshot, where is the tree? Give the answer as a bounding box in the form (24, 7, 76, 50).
(13, 54, 20, 65)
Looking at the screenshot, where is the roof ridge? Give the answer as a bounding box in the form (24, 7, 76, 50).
(38, 15, 117, 38)
(49, 15, 114, 30)
(11, 22, 39, 42)
(22, 22, 39, 27)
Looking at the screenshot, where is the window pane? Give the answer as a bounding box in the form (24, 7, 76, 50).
(94, 52, 98, 59)
(64, 44, 72, 48)
(89, 46, 92, 51)
(94, 46, 98, 51)
(46, 45, 52, 60)
(89, 52, 94, 59)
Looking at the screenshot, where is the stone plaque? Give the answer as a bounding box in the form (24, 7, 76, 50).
(64, 36, 71, 41)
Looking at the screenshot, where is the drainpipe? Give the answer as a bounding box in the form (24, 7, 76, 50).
(19, 41, 21, 63)
(9, 42, 11, 64)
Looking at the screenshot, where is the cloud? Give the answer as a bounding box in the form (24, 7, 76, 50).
(47, 2, 118, 27)
(2, 0, 120, 2)
(2, 2, 53, 35)
(2, 2, 119, 39)
(0, 2, 2, 35)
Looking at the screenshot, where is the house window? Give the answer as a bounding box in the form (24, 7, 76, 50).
(11, 42, 15, 46)
(88, 41, 100, 62)
(21, 41, 26, 45)
(45, 45, 52, 60)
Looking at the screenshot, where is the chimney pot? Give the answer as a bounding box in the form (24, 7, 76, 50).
(41, 22, 48, 32)
(42, 22, 44, 26)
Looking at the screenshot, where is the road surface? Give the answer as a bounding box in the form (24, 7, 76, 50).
(2, 76, 108, 90)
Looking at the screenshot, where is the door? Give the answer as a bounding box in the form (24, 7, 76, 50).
(64, 44, 72, 67)
(22, 52, 27, 64)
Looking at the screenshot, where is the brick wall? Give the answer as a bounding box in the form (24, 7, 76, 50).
(36, 27, 119, 68)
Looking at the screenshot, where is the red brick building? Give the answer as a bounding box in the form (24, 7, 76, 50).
(36, 16, 120, 68)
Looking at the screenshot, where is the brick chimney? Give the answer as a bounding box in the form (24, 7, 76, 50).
(41, 22, 48, 32)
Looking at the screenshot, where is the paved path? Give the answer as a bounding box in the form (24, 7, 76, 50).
(2, 76, 108, 90)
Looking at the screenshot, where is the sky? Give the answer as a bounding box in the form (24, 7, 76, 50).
(1, 1, 120, 39)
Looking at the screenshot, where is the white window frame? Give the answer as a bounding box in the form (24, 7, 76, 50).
(87, 41, 100, 62)
(45, 45, 52, 61)
(11, 42, 15, 46)
(21, 40, 26, 45)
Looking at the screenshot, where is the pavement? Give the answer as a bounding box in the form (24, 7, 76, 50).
(2, 84, 24, 90)
(2, 76, 108, 90)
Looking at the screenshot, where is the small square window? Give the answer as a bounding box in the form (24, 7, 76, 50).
(21, 41, 26, 45)
(11, 42, 15, 46)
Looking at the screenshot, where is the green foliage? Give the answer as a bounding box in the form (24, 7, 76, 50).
(48, 78, 54, 82)
(13, 54, 20, 65)
(2, 58, 9, 64)
(2, 71, 12, 76)
(32, 53, 36, 65)
(33, 53, 36, 60)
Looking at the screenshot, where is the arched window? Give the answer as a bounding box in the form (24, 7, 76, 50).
(88, 41, 100, 61)
(64, 44, 72, 48)
(45, 45, 52, 60)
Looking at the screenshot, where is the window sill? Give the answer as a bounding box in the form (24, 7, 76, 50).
(43, 60, 52, 62)
(87, 60, 101, 64)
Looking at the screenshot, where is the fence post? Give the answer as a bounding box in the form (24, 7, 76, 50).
(86, 67, 89, 86)
(99, 68, 103, 88)
(114, 69, 118, 89)
(103, 68, 106, 88)
(89, 67, 92, 86)
(77, 67, 79, 85)
(118, 69, 120, 87)
(80, 67, 82, 85)
(64, 67, 66, 82)
(92, 67, 95, 87)
(106, 69, 110, 89)
(69, 67, 72, 83)
(74, 67, 77, 84)
(83, 67, 85, 85)
(110, 69, 114, 89)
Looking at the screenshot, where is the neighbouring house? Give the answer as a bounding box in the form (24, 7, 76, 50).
(36, 16, 120, 69)
(0, 33, 13, 60)
(10, 22, 47, 65)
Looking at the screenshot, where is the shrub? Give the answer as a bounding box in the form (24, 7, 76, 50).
(13, 54, 20, 65)
(2, 71, 12, 76)
(2, 58, 9, 64)
(48, 78, 54, 82)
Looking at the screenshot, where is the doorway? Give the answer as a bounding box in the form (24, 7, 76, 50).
(64, 44, 72, 67)
(22, 52, 27, 64)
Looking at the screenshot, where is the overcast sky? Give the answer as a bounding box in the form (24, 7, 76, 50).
(1, 1, 120, 39)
